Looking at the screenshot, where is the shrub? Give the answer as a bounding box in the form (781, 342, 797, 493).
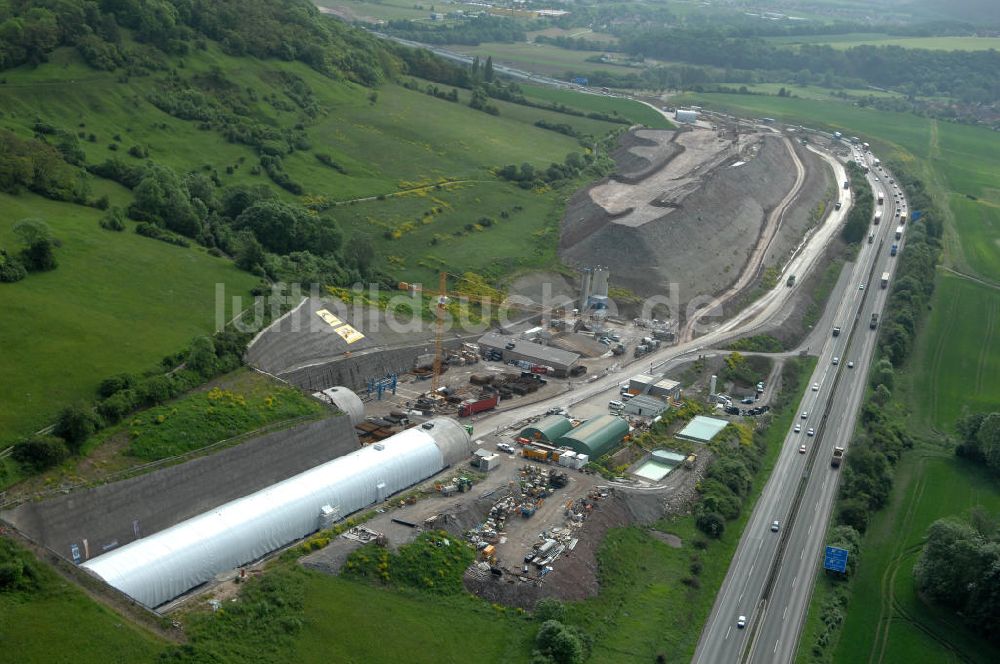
(97, 389, 138, 424)
(54, 404, 100, 451)
(11, 436, 70, 471)
(695, 512, 726, 538)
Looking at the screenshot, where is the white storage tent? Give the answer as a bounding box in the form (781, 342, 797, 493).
(81, 418, 471, 608)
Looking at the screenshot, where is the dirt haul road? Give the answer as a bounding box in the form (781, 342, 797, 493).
(470, 144, 851, 438)
(681, 135, 806, 342)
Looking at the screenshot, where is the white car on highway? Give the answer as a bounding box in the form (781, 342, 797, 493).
(807, 428, 816, 437)
(801, 411, 808, 419)
(794, 424, 801, 433)
(812, 382, 819, 391)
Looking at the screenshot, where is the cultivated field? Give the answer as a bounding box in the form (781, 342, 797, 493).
(450, 41, 643, 76)
(906, 274, 1000, 430)
(767, 33, 1000, 51)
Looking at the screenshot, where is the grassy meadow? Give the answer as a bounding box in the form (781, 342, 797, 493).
(0, 192, 258, 440)
(0, 37, 651, 438)
(0, 539, 164, 664)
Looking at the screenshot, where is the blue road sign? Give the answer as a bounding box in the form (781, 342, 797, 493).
(824, 546, 849, 573)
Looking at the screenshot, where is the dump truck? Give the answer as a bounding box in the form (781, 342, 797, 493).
(881, 272, 890, 288)
(831, 446, 845, 468)
(870, 312, 879, 329)
(458, 392, 499, 417)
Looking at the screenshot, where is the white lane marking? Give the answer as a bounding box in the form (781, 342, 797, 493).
(726, 626, 732, 640)
(783, 606, 788, 621)
(774, 639, 780, 653)
(792, 576, 797, 588)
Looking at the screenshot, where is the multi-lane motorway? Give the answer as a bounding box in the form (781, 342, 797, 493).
(693, 150, 908, 664)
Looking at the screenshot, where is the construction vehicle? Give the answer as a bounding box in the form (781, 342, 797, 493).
(831, 446, 845, 468)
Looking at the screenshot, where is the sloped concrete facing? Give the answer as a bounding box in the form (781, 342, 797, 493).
(2, 416, 359, 566)
(245, 295, 487, 393)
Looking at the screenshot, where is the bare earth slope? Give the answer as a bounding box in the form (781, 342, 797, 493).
(559, 127, 798, 311)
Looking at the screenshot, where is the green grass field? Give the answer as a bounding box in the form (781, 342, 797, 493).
(905, 274, 1000, 431)
(528, 27, 618, 43)
(767, 33, 1000, 51)
(0, 541, 164, 664)
(820, 451, 1000, 664)
(451, 41, 641, 76)
(294, 574, 534, 663)
(520, 84, 674, 128)
(719, 82, 902, 101)
(0, 193, 258, 441)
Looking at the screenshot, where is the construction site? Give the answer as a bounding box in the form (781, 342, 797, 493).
(0, 113, 831, 622)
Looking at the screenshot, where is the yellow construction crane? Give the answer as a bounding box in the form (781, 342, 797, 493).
(431, 271, 447, 393)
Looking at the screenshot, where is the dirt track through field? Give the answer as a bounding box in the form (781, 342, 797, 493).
(682, 136, 806, 341)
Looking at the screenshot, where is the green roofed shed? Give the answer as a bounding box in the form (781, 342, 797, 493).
(556, 415, 629, 459)
(520, 415, 573, 443)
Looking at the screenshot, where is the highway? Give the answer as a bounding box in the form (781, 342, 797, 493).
(693, 149, 908, 664)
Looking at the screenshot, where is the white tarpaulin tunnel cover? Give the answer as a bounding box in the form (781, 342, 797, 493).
(81, 418, 471, 608)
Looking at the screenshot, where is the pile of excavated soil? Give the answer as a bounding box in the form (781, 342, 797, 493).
(610, 129, 684, 182)
(560, 130, 797, 315)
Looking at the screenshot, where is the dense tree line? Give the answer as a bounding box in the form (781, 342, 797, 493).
(914, 511, 1000, 643)
(616, 30, 999, 103)
(694, 358, 808, 539)
(841, 162, 873, 244)
(955, 411, 1000, 475)
(381, 16, 524, 46)
(0, 129, 88, 203)
(835, 169, 942, 535)
(0, 0, 388, 84)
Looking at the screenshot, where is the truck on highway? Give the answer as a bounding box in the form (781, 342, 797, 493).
(786, 274, 796, 287)
(459, 392, 499, 417)
(869, 232, 875, 244)
(877, 191, 884, 205)
(870, 312, 879, 329)
(895, 225, 903, 240)
(881, 272, 890, 288)
(831, 446, 845, 467)
(891, 243, 898, 256)
(874, 158, 881, 168)
(874, 210, 883, 224)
